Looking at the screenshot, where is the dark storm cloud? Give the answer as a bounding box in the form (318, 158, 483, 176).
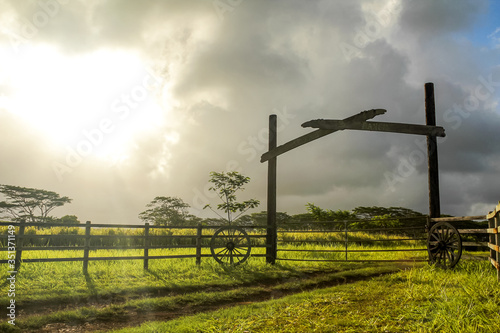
(399, 0, 488, 38)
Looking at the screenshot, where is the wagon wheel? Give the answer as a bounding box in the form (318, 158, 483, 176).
(427, 221, 462, 268)
(210, 226, 251, 265)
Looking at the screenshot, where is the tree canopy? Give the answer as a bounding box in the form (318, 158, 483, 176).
(352, 206, 424, 219)
(139, 196, 198, 226)
(0, 184, 72, 223)
(204, 171, 260, 224)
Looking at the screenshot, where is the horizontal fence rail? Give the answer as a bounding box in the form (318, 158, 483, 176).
(0, 221, 268, 273)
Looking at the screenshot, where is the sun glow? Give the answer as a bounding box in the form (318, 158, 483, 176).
(1, 44, 166, 161)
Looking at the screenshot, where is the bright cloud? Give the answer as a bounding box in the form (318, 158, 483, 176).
(0, 0, 499, 224)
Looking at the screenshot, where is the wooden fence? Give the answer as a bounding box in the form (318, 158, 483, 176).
(0, 221, 268, 273)
(430, 215, 489, 248)
(1, 210, 499, 279)
(487, 202, 500, 281)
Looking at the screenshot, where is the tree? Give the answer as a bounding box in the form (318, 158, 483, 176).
(352, 206, 423, 219)
(0, 184, 72, 223)
(204, 171, 260, 224)
(306, 203, 355, 221)
(243, 211, 291, 226)
(139, 196, 193, 226)
(59, 215, 81, 224)
(306, 203, 356, 230)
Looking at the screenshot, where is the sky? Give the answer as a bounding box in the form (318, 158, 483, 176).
(0, 0, 499, 224)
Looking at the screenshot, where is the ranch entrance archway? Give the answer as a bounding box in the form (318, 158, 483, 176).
(261, 83, 444, 264)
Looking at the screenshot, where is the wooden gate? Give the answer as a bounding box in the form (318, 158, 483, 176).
(276, 216, 429, 264)
(261, 83, 444, 263)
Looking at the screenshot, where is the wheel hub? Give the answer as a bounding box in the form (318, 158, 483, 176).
(437, 240, 447, 250)
(226, 242, 235, 251)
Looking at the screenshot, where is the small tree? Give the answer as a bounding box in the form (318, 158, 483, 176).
(204, 171, 260, 224)
(139, 196, 191, 226)
(0, 184, 72, 223)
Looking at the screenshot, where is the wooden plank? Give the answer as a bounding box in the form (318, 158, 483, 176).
(301, 120, 445, 137)
(458, 229, 489, 234)
(463, 242, 489, 247)
(490, 257, 499, 270)
(6, 246, 86, 251)
(260, 109, 386, 162)
(431, 215, 486, 222)
(8, 255, 199, 263)
(17, 234, 86, 239)
(488, 243, 500, 252)
(487, 201, 500, 219)
(488, 227, 499, 234)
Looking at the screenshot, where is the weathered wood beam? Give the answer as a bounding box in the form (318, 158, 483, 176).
(260, 109, 386, 163)
(301, 120, 446, 137)
(431, 215, 486, 222)
(426, 82, 441, 219)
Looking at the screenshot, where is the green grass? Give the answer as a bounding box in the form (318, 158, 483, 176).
(1, 227, 496, 332)
(110, 260, 500, 333)
(0, 264, 402, 332)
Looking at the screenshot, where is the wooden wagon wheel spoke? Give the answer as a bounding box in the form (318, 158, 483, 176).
(210, 226, 251, 266)
(216, 247, 229, 256)
(427, 221, 462, 269)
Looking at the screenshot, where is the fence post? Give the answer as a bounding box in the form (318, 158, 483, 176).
(144, 223, 149, 270)
(14, 219, 26, 272)
(266, 114, 278, 264)
(344, 220, 348, 261)
(196, 223, 202, 265)
(83, 221, 91, 274)
(425, 82, 441, 218)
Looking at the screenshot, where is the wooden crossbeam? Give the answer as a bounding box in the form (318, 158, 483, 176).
(430, 216, 486, 222)
(260, 109, 386, 163)
(301, 119, 446, 137)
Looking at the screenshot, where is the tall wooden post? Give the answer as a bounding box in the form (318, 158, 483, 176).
(425, 82, 441, 218)
(14, 219, 25, 272)
(143, 222, 149, 270)
(83, 221, 91, 274)
(196, 223, 202, 266)
(266, 114, 277, 264)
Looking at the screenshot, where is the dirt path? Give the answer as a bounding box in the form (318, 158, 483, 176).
(21, 264, 418, 333)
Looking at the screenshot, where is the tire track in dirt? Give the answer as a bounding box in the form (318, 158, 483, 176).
(25, 264, 418, 333)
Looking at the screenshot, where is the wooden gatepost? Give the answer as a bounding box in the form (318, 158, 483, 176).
(261, 83, 445, 264)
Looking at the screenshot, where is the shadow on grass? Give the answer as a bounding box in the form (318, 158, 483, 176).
(144, 268, 171, 284)
(84, 272, 98, 297)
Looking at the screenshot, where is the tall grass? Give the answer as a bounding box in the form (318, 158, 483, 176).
(111, 260, 500, 333)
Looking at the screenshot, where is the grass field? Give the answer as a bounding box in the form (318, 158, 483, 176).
(110, 259, 499, 333)
(1, 227, 498, 332)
